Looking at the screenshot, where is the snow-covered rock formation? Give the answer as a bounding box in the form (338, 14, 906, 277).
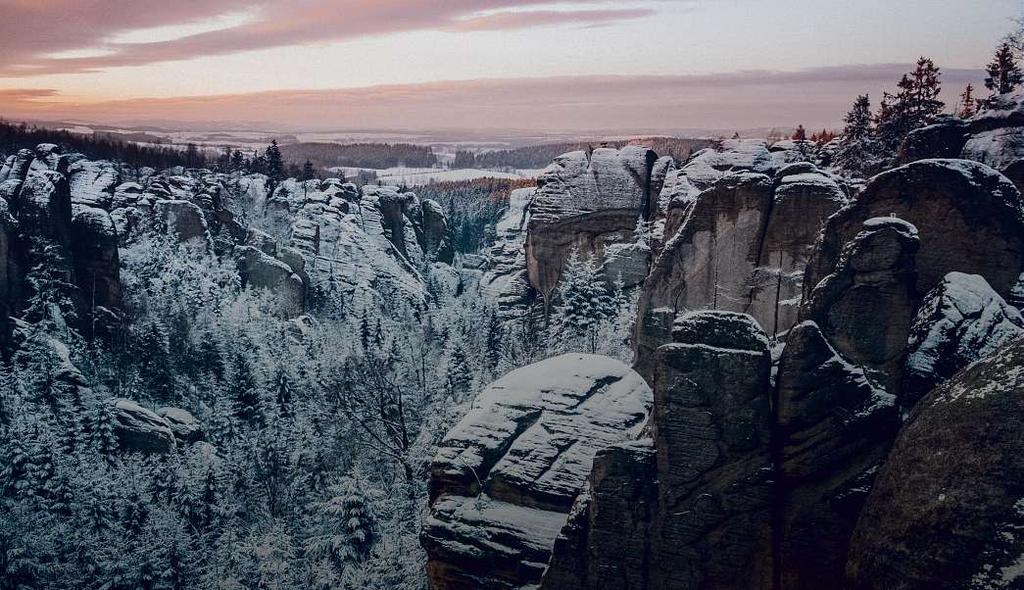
(422, 353, 652, 589)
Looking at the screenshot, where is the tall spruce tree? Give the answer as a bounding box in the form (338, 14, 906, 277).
(265, 140, 284, 182)
(875, 58, 944, 155)
(835, 94, 878, 175)
(985, 43, 1024, 96)
(958, 84, 978, 118)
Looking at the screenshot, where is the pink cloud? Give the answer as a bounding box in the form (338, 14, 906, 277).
(0, 0, 662, 76)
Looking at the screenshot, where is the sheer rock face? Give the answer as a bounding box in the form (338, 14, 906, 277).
(846, 339, 1024, 590)
(774, 321, 898, 590)
(634, 166, 844, 381)
(634, 173, 773, 380)
(902, 272, 1024, 409)
(0, 196, 14, 353)
(804, 159, 1024, 309)
(648, 311, 774, 590)
(423, 353, 652, 590)
(801, 217, 920, 392)
(480, 187, 540, 320)
(70, 204, 123, 336)
(421, 198, 455, 264)
(525, 146, 658, 301)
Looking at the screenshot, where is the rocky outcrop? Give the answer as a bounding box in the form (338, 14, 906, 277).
(69, 159, 120, 208)
(635, 165, 844, 380)
(902, 271, 1024, 409)
(542, 439, 657, 590)
(526, 147, 658, 301)
(648, 311, 774, 589)
(421, 198, 455, 264)
(635, 173, 773, 378)
(846, 338, 1024, 590)
(155, 199, 210, 244)
(422, 354, 652, 590)
(801, 217, 920, 392)
(541, 312, 775, 590)
(234, 245, 305, 317)
(156, 406, 204, 443)
(112, 398, 176, 453)
(774, 321, 898, 590)
(805, 159, 1024, 309)
(480, 187, 541, 320)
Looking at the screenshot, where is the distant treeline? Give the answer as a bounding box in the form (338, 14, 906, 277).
(466, 137, 713, 170)
(0, 121, 202, 169)
(279, 142, 438, 169)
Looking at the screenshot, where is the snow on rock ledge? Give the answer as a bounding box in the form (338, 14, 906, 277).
(423, 353, 652, 590)
(903, 272, 1024, 409)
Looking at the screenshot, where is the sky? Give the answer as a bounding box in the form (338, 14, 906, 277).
(0, 0, 1020, 133)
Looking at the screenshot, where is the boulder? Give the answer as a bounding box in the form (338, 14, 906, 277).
(801, 217, 920, 392)
(155, 199, 209, 244)
(804, 159, 1024, 308)
(112, 398, 175, 453)
(903, 272, 1024, 409)
(846, 338, 1024, 590)
(898, 118, 970, 164)
(648, 311, 774, 589)
(526, 147, 657, 301)
(422, 353, 652, 590)
(962, 127, 1024, 171)
(774, 321, 898, 589)
(68, 159, 119, 208)
(679, 139, 775, 189)
(156, 406, 203, 443)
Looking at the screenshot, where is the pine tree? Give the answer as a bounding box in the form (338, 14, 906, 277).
(835, 94, 878, 175)
(266, 140, 284, 182)
(907, 57, 943, 124)
(309, 475, 376, 566)
(557, 249, 616, 353)
(88, 401, 119, 464)
(228, 354, 263, 426)
(875, 58, 944, 154)
(275, 368, 293, 419)
(985, 43, 1024, 96)
(958, 84, 978, 118)
(447, 345, 472, 395)
(230, 149, 245, 172)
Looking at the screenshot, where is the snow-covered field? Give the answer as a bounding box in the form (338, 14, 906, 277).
(329, 166, 545, 186)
